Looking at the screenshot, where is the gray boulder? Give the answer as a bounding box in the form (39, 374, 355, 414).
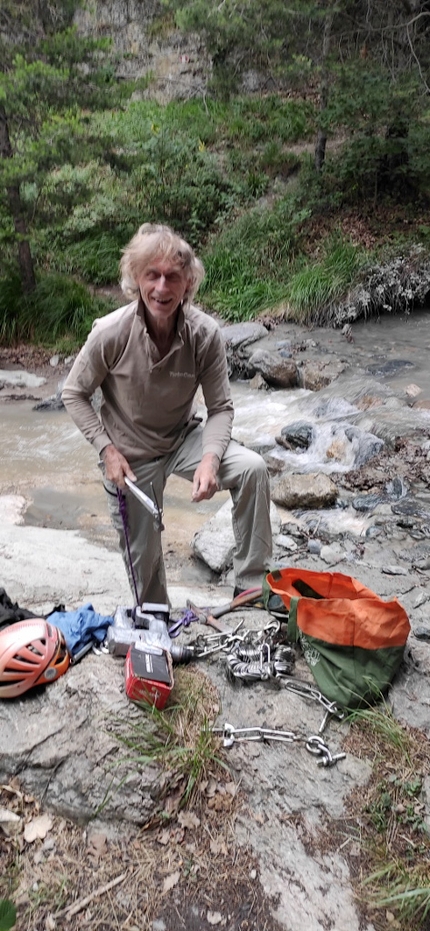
(248, 349, 299, 388)
(220, 322, 269, 349)
(0, 654, 160, 824)
(278, 421, 314, 449)
(299, 359, 348, 391)
(271, 472, 338, 509)
(191, 499, 281, 573)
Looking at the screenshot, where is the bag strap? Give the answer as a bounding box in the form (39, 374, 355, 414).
(287, 597, 300, 642)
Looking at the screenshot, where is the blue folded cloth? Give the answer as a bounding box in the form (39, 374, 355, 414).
(48, 604, 113, 657)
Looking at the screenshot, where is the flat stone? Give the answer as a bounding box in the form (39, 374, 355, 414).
(271, 473, 338, 510)
(220, 322, 268, 348)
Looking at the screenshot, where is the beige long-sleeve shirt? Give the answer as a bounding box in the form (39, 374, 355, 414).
(61, 300, 234, 464)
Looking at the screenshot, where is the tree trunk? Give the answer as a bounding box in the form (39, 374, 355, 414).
(0, 104, 36, 293)
(315, 6, 335, 173)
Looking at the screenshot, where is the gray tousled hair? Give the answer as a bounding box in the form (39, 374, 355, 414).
(120, 223, 205, 303)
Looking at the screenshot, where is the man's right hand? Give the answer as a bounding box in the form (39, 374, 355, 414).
(101, 444, 137, 488)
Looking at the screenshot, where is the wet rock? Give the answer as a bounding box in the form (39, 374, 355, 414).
(366, 359, 414, 377)
(278, 421, 314, 449)
(33, 391, 65, 412)
(352, 493, 384, 512)
(405, 383, 422, 399)
(249, 372, 269, 390)
(220, 322, 269, 349)
(191, 499, 281, 573)
(344, 426, 384, 467)
(222, 325, 270, 377)
(365, 525, 383, 539)
(271, 473, 338, 510)
(392, 499, 430, 520)
(299, 359, 347, 391)
(264, 451, 291, 474)
(247, 349, 299, 389)
(385, 476, 409, 500)
(413, 398, 430, 410)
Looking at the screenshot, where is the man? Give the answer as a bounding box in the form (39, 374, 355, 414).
(62, 223, 272, 606)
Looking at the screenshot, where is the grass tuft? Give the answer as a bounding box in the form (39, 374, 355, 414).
(112, 667, 226, 815)
(284, 236, 368, 324)
(342, 701, 430, 930)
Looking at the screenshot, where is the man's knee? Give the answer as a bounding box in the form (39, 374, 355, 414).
(243, 449, 269, 480)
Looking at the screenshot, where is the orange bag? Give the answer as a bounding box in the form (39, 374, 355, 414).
(265, 568, 410, 709)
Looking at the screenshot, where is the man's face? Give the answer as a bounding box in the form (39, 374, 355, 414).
(137, 259, 191, 325)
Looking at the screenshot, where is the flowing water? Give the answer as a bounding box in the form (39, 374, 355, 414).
(1, 309, 430, 551)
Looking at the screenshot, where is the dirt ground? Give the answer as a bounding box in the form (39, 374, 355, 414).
(0, 664, 286, 931)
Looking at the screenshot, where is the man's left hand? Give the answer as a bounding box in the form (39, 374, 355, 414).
(192, 453, 220, 502)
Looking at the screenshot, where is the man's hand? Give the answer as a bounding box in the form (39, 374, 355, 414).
(192, 453, 220, 502)
(101, 444, 137, 488)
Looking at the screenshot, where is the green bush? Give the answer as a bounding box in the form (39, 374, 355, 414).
(0, 272, 112, 346)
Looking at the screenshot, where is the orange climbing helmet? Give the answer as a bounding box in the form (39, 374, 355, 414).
(0, 619, 70, 698)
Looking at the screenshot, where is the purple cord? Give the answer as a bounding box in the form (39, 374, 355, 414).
(117, 488, 140, 606)
(168, 608, 200, 638)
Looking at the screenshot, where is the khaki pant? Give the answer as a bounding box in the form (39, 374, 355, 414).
(103, 425, 272, 605)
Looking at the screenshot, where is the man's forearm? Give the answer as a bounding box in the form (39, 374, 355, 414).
(62, 386, 112, 454)
(201, 409, 233, 461)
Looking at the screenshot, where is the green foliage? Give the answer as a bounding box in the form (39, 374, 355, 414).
(0, 899, 16, 931)
(346, 702, 430, 930)
(164, 0, 324, 95)
(0, 5, 129, 292)
(200, 197, 310, 320)
(200, 218, 367, 324)
(0, 272, 111, 345)
(318, 61, 430, 204)
(284, 236, 368, 323)
(51, 233, 126, 286)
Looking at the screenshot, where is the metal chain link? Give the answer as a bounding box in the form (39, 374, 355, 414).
(212, 722, 346, 767)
